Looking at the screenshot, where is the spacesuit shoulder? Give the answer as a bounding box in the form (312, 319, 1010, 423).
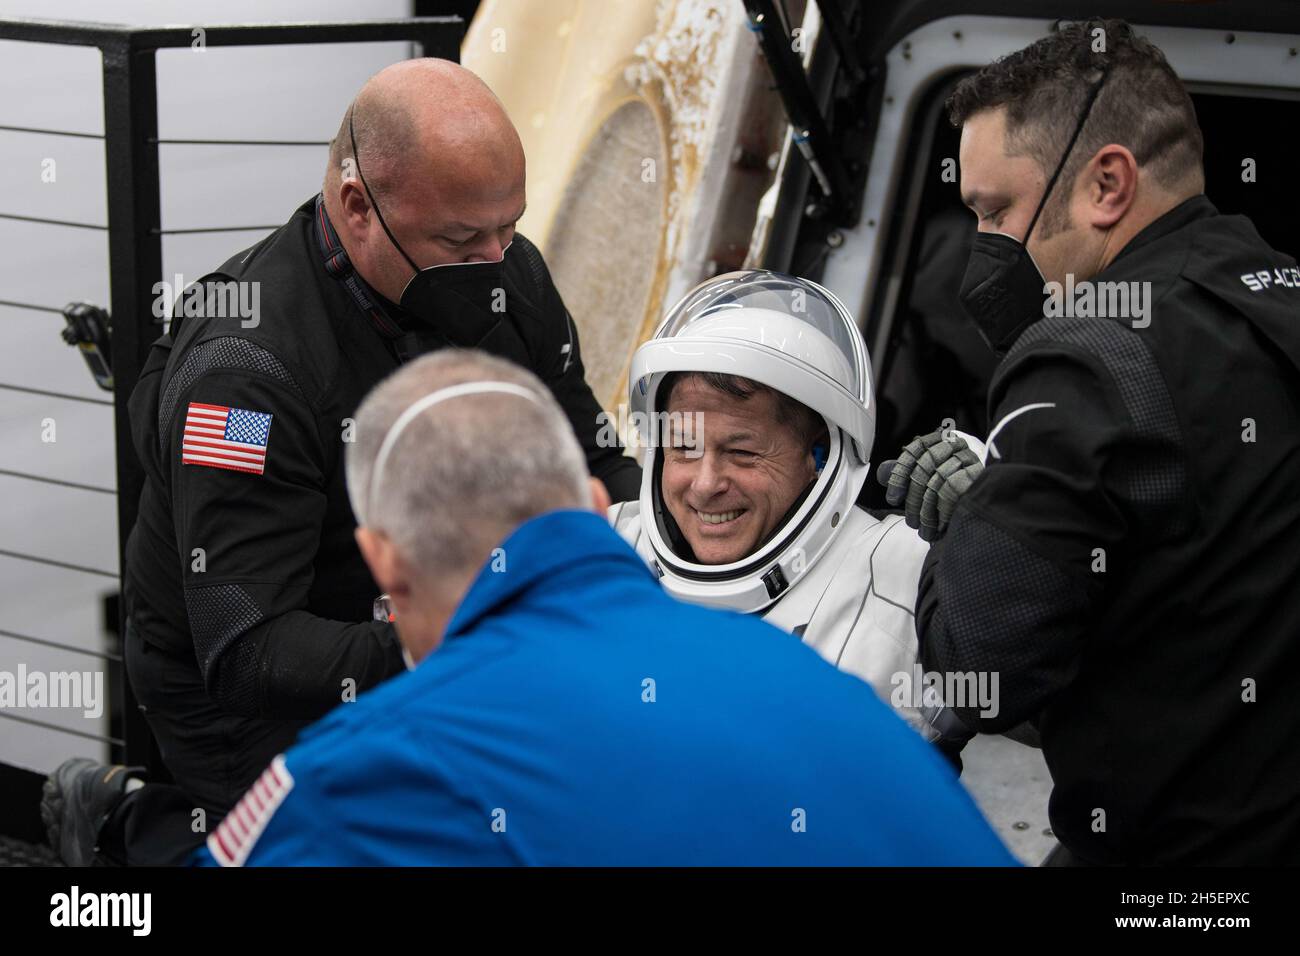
(822, 509, 927, 609)
(866, 513, 930, 610)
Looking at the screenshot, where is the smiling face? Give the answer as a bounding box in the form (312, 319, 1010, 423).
(660, 375, 820, 565)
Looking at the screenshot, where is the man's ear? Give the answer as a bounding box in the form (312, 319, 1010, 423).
(338, 178, 372, 235)
(588, 476, 612, 514)
(1087, 143, 1138, 229)
(355, 526, 412, 605)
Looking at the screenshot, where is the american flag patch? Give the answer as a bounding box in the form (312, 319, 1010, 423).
(207, 755, 294, 867)
(182, 402, 273, 475)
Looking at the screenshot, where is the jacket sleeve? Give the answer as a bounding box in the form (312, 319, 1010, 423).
(916, 318, 1187, 732)
(514, 236, 643, 503)
(200, 724, 518, 866)
(193, 753, 323, 866)
(161, 335, 404, 720)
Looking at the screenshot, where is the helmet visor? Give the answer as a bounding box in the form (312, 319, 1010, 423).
(656, 271, 865, 402)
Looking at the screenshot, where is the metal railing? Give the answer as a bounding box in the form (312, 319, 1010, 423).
(0, 15, 464, 771)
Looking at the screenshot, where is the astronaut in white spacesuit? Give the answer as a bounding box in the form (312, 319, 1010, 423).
(610, 271, 978, 734)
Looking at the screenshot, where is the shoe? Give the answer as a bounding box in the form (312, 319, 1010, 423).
(40, 758, 143, 867)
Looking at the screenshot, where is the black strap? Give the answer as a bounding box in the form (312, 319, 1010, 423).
(1024, 64, 1111, 244)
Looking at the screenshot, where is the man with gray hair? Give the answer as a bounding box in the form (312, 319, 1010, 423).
(343, 350, 609, 667)
(194, 349, 1014, 866)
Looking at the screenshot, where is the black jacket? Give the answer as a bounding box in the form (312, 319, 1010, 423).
(918, 196, 1300, 864)
(123, 195, 640, 722)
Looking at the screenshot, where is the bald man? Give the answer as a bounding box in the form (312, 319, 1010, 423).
(49, 58, 641, 849)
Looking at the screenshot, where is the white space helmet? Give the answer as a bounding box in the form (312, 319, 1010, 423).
(629, 270, 875, 613)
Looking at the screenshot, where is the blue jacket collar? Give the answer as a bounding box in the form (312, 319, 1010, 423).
(444, 509, 656, 639)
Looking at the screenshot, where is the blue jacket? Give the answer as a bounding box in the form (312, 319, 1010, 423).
(195, 510, 1014, 866)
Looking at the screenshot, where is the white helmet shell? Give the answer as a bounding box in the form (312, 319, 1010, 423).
(628, 270, 876, 614)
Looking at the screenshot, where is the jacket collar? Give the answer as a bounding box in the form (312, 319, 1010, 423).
(311, 193, 410, 340)
(1111, 193, 1217, 265)
(444, 509, 657, 640)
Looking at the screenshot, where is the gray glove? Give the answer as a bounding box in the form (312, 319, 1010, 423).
(882, 429, 983, 541)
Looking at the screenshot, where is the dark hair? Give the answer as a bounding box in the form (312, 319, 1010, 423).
(659, 371, 826, 446)
(947, 18, 1204, 235)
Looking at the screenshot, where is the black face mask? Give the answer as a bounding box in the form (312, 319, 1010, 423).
(957, 232, 1049, 355)
(958, 66, 1110, 356)
(348, 112, 510, 347)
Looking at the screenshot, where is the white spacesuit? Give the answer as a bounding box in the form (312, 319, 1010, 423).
(609, 271, 943, 733)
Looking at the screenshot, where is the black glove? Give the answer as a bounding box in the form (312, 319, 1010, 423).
(882, 429, 983, 541)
